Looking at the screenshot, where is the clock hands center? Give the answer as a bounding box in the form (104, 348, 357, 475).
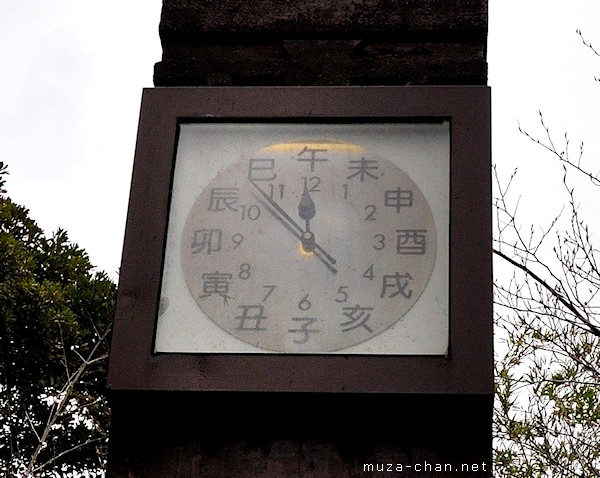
(248, 178, 337, 272)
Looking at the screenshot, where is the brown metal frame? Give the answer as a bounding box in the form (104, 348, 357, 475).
(107, 86, 492, 394)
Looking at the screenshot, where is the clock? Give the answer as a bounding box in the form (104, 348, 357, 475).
(156, 121, 449, 355)
(179, 139, 437, 353)
(108, 86, 492, 393)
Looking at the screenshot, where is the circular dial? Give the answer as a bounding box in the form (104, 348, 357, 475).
(181, 141, 436, 353)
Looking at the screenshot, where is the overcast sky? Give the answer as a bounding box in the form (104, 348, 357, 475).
(0, 0, 599, 280)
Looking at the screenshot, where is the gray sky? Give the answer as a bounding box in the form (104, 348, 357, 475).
(489, 0, 599, 248)
(0, 0, 598, 280)
(0, 0, 162, 278)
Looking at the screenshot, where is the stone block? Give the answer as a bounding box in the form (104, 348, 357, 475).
(154, 0, 488, 86)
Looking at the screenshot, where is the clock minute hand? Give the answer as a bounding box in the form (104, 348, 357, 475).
(249, 179, 337, 270)
(249, 179, 304, 235)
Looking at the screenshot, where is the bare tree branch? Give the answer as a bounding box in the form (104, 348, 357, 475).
(519, 112, 600, 186)
(494, 248, 600, 338)
(577, 29, 600, 82)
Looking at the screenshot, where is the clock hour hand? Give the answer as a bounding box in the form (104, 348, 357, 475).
(249, 179, 337, 272)
(295, 184, 339, 267)
(298, 182, 316, 252)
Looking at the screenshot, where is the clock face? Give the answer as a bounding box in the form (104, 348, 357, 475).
(180, 140, 437, 353)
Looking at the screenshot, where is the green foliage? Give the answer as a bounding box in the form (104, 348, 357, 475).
(494, 311, 600, 477)
(0, 162, 116, 477)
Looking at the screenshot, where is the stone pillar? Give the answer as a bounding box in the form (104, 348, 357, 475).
(107, 1, 491, 476)
(153, 0, 487, 86)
